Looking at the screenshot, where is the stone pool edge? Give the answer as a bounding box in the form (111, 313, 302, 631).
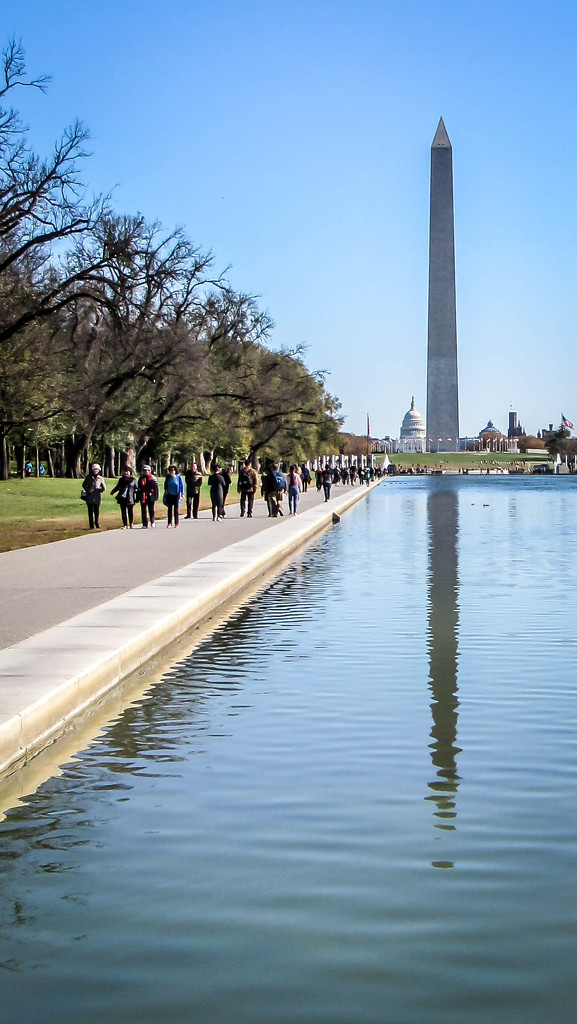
(0, 482, 379, 781)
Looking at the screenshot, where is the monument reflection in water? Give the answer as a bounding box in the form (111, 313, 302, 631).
(426, 485, 461, 847)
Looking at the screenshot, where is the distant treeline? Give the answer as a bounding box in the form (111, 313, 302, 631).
(0, 40, 342, 479)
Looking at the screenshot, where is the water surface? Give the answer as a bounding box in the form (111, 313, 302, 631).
(1, 477, 577, 1023)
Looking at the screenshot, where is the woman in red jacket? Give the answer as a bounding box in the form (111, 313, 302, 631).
(136, 465, 159, 528)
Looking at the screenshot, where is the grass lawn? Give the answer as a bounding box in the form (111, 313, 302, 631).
(379, 451, 552, 471)
(0, 476, 227, 553)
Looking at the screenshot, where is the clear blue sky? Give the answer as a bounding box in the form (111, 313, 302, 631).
(4, 0, 577, 438)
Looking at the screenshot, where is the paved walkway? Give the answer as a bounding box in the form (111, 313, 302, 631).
(0, 480, 380, 783)
(0, 483, 368, 650)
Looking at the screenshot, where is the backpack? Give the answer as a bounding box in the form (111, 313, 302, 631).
(238, 466, 250, 489)
(272, 470, 285, 491)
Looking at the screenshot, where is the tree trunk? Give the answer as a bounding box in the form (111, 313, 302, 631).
(35, 446, 40, 477)
(104, 444, 115, 478)
(64, 433, 89, 478)
(46, 447, 55, 477)
(15, 442, 25, 479)
(137, 443, 154, 470)
(0, 431, 9, 480)
(121, 444, 136, 473)
(200, 449, 213, 473)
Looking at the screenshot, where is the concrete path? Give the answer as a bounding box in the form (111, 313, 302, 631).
(0, 483, 364, 650)
(0, 481, 380, 782)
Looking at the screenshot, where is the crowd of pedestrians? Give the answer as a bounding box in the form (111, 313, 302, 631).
(81, 457, 379, 531)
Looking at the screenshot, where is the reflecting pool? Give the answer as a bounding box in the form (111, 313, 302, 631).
(1, 476, 577, 1023)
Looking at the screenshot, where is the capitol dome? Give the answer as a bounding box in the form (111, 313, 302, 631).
(401, 397, 426, 440)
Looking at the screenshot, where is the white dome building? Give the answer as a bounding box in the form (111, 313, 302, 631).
(398, 397, 426, 453)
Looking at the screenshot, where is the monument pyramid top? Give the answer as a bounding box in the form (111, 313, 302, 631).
(432, 118, 451, 149)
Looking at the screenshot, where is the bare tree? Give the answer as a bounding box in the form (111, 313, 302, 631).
(0, 38, 109, 349)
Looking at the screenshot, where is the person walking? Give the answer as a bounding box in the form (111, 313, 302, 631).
(110, 466, 137, 529)
(220, 464, 233, 518)
(237, 458, 258, 517)
(287, 465, 302, 515)
(322, 464, 332, 502)
(163, 465, 184, 527)
(265, 463, 286, 517)
(184, 460, 203, 519)
(136, 465, 159, 528)
(261, 466, 273, 517)
(81, 463, 106, 530)
(208, 464, 227, 521)
(301, 464, 311, 492)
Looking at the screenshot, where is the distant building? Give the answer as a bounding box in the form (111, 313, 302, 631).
(478, 419, 502, 438)
(394, 397, 426, 453)
(508, 411, 525, 438)
(472, 420, 518, 452)
(540, 423, 555, 442)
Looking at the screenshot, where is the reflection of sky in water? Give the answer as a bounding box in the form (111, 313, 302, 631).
(1, 478, 577, 1023)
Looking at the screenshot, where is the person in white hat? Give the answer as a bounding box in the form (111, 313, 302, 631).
(81, 463, 106, 529)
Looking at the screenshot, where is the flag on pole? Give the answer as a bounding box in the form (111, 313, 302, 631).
(562, 414, 574, 430)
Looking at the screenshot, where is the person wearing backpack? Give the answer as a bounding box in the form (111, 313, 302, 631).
(266, 463, 286, 517)
(238, 458, 258, 518)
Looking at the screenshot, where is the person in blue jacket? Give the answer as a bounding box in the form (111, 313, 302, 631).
(163, 465, 184, 527)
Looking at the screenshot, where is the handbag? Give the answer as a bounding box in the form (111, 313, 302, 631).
(80, 489, 87, 501)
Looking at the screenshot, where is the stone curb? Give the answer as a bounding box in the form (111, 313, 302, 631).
(0, 481, 380, 781)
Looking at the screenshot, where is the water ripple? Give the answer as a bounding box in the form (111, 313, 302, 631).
(1, 479, 577, 1022)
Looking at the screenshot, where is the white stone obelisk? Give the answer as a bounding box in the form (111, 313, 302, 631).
(426, 118, 459, 453)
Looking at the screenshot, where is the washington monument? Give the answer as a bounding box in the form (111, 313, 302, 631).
(426, 118, 459, 453)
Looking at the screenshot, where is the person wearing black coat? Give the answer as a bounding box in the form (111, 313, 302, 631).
(81, 463, 106, 530)
(208, 465, 227, 521)
(184, 460, 203, 519)
(110, 468, 138, 529)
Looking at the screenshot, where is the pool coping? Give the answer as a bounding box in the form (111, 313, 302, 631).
(0, 481, 379, 781)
